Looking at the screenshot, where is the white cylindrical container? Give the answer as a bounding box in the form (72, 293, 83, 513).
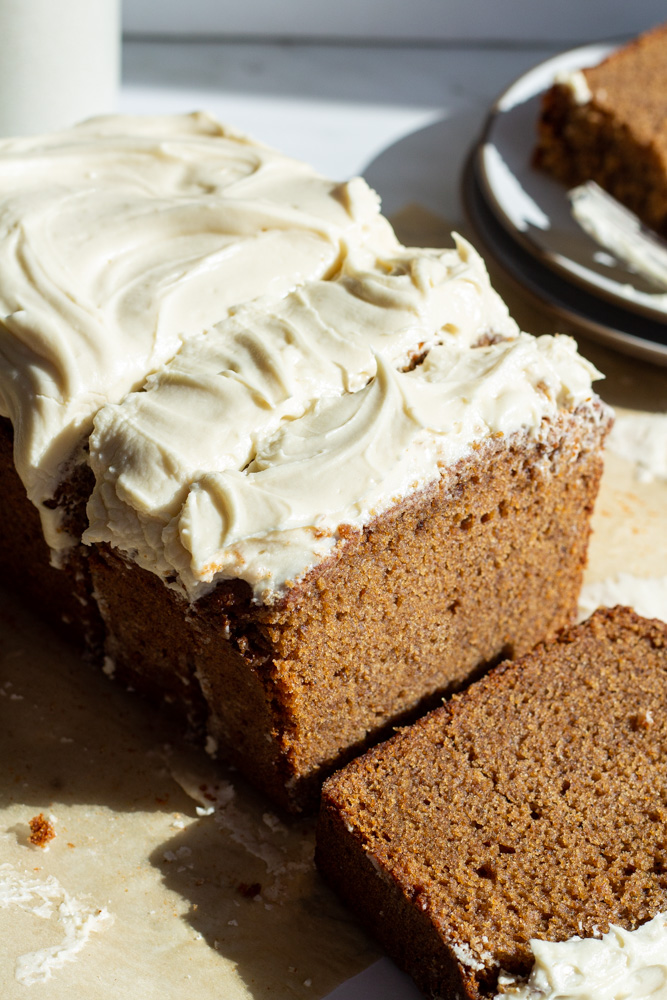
(0, 0, 120, 136)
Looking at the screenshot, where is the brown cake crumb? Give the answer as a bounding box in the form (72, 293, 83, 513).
(29, 813, 55, 848)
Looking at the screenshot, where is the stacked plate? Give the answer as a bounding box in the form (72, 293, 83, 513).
(463, 43, 667, 366)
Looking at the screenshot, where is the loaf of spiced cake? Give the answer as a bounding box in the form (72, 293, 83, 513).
(317, 607, 667, 1000)
(535, 22, 667, 236)
(0, 114, 611, 811)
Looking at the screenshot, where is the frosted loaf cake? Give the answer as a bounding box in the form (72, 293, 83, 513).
(84, 254, 594, 603)
(0, 114, 611, 810)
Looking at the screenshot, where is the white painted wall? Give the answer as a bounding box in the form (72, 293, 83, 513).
(123, 0, 666, 44)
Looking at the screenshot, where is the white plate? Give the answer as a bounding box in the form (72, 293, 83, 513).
(462, 156, 667, 366)
(476, 43, 667, 324)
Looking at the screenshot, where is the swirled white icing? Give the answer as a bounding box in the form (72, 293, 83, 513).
(496, 913, 667, 1000)
(84, 246, 600, 601)
(0, 112, 392, 549)
(0, 113, 603, 601)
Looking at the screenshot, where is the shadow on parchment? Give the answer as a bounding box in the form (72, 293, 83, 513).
(1, 588, 377, 999)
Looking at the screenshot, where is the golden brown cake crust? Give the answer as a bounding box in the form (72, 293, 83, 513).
(316, 607, 667, 999)
(534, 22, 667, 235)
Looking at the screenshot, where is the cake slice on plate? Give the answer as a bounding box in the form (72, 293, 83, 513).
(535, 22, 667, 236)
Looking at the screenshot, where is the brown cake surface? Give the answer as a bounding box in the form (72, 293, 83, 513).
(535, 23, 667, 235)
(316, 607, 667, 999)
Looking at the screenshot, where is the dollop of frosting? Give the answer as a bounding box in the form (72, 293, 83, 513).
(496, 913, 667, 1000)
(569, 183, 667, 295)
(554, 69, 592, 105)
(84, 231, 600, 601)
(0, 112, 392, 548)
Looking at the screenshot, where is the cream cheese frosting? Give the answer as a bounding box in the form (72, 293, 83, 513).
(0, 112, 603, 602)
(569, 182, 667, 294)
(0, 112, 393, 550)
(84, 237, 600, 601)
(496, 913, 667, 1000)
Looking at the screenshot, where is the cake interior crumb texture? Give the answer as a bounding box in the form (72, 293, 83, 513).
(316, 607, 667, 999)
(535, 22, 667, 236)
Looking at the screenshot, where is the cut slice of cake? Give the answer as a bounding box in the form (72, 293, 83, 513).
(534, 22, 667, 236)
(316, 607, 667, 998)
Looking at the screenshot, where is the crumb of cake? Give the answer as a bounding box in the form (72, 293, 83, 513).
(28, 813, 55, 848)
(472, 332, 508, 347)
(336, 523, 357, 539)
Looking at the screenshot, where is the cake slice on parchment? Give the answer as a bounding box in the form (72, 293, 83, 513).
(316, 607, 667, 998)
